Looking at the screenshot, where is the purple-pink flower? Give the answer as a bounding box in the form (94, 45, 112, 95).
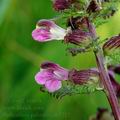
(32, 20, 66, 42)
(35, 62, 68, 92)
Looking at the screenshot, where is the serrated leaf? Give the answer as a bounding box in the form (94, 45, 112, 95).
(92, 1, 118, 27)
(48, 81, 102, 99)
(105, 49, 120, 65)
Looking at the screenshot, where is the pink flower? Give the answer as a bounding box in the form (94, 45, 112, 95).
(32, 20, 66, 42)
(35, 62, 68, 92)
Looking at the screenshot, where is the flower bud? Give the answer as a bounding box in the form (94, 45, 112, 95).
(67, 17, 89, 31)
(68, 69, 99, 85)
(87, 0, 102, 13)
(67, 17, 97, 39)
(52, 0, 76, 11)
(103, 35, 120, 53)
(64, 29, 92, 46)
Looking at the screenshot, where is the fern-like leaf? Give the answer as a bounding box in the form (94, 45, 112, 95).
(48, 81, 102, 99)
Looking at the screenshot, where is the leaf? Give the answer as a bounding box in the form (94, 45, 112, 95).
(92, 1, 118, 27)
(105, 50, 120, 65)
(48, 81, 102, 99)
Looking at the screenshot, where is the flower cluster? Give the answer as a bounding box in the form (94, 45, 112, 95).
(32, 0, 120, 94)
(31, 2, 97, 92)
(32, 0, 120, 119)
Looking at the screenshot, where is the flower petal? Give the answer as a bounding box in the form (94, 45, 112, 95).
(37, 20, 55, 28)
(41, 61, 68, 80)
(49, 23, 66, 40)
(41, 61, 60, 70)
(37, 20, 66, 39)
(54, 70, 68, 80)
(35, 70, 53, 85)
(32, 28, 52, 42)
(45, 80, 62, 92)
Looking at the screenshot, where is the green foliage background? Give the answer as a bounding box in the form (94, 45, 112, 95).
(0, 0, 120, 120)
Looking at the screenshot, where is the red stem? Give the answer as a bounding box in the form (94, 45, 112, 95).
(95, 49, 120, 120)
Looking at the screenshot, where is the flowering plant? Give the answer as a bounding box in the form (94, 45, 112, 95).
(32, 0, 120, 119)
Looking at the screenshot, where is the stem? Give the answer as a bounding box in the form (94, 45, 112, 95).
(94, 48, 120, 120)
(88, 19, 120, 119)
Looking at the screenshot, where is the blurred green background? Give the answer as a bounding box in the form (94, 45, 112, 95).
(0, 0, 120, 120)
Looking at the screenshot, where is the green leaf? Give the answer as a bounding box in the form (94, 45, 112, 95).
(92, 1, 118, 27)
(105, 49, 120, 65)
(48, 81, 103, 99)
